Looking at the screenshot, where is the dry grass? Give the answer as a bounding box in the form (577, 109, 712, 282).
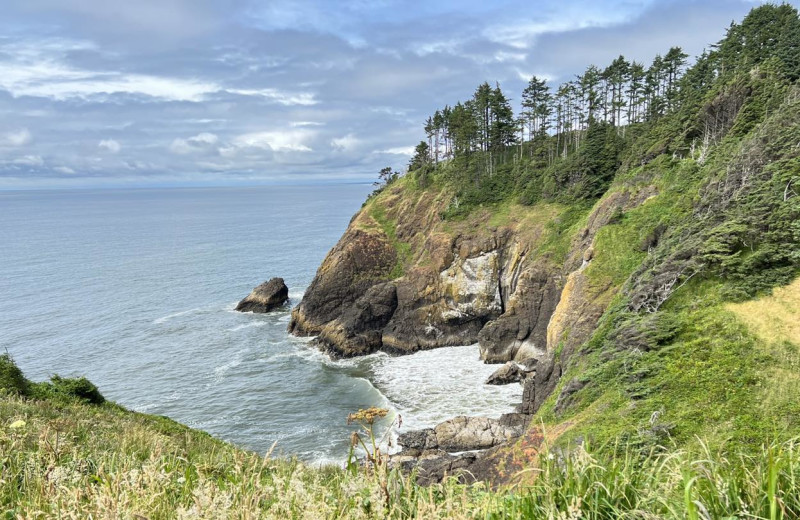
(727, 277, 800, 416)
(728, 277, 800, 346)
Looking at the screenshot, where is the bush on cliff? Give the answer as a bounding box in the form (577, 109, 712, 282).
(0, 353, 29, 396)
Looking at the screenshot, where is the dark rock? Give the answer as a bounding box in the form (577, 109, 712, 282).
(416, 453, 478, 486)
(519, 358, 538, 373)
(397, 428, 437, 451)
(235, 278, 289, 313)
(478, 268, 561, 363)
(519, 377, 536, 414)
(316, 282, 398, 357)
(485, 361, 525, 385)
(288, 229, 397, 335)
(498, 413, 531, 429)
(554, 378, 586, 415)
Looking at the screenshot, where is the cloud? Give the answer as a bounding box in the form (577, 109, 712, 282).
(224, 129, 316, 155)
(98, 139, 121, 153)
(375, 146, 414, 155)
(330, 134, 360, 152)
(226, 88, 318, 106)
(169, 132, 219, 154)
(3, 129, 32, 147)
(0, 0, 790, 189)
(13, 155, 45, 166)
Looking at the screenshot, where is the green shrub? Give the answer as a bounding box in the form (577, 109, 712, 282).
(32, 375, 105, 405)
(0, 353, 29, 396)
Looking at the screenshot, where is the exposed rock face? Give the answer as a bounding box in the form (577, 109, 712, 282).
(316, 282, 398, 357)
(288, 230, 397, 336)
(485, 361, 525, 385)
(397, 414, 527, 453)
(290, 180, 660, 421)
(235, 278, 289, 313)
(392, 413, 531, 485)
(554, 378, 587, 415)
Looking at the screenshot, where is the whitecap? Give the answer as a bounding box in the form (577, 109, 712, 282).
(152, 308, 203, 324)
(227, 321, 268, 332)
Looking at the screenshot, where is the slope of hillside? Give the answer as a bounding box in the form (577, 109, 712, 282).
(289, 4, 800, 481)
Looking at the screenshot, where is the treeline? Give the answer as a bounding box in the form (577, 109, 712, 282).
(407, 3, 800, 212)
(410, 47, 689, 170)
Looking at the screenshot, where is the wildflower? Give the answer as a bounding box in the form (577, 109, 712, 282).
(346, 407, 388, 426)
(9, 419, 26, 429)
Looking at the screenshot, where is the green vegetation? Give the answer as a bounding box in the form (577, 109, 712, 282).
(4, 4, 800, 517)
(391, 0, 800, 480)
(3, 355, 800, 518)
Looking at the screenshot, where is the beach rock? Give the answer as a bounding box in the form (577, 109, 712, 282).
(485, 361, 525, 385)
(397, 428, 437, 451)
(433, 415, 524, 452)
(235, 278, 289, 313)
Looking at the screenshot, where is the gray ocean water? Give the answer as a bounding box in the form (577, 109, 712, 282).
(0, 184, 521, 463)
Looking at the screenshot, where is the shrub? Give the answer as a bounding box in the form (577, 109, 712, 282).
(33, 375, 105, 405)
(0, 353, 29, 396)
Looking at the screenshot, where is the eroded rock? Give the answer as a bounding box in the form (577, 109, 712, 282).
(485, 361, 524, 385)
(235, 278, 289, 313)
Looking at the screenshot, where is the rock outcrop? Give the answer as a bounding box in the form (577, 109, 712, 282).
(391, 413, 531, 484)
(485, 361, 526, 385)
(236, 278, 289, 313)
(397, 414, 526, 453)
(290, 179, 662, 429)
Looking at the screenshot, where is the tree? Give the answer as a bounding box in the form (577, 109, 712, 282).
(521, 76, 551, 139)
(408, 141, 431, 171)
(488, 84, 517, 151)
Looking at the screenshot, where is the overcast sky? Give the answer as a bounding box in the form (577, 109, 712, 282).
(0, 0, 788, 189)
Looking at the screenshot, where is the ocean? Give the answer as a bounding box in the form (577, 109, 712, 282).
(0, 184, 521, 463)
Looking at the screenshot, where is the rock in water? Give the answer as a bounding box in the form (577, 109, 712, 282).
(235, 278, 289, 313)
(485, 361, 525, 385)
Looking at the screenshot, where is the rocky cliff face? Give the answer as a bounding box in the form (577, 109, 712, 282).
(289, 179, 657, 413)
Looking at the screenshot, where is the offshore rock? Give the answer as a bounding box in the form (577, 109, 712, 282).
(235, 278, 289, 313)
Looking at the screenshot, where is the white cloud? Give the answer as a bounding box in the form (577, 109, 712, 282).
(4, 128, 32, 147)
(375, 146, 414, 156)
(228, 129, 315, 153)
(484, 6, 634, 49)
(227, 88, 318, 106)
(54, 166, 76, 174)
(0, 54, 319, 105)
(13, 155, 44, 166)
(330, 134, 360, 152)
(169, 132, 219, 154)
(99, 139, 121, 153)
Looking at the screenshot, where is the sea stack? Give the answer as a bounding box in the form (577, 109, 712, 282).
(235, 278, 289, 313)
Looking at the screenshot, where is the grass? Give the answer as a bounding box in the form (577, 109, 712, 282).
(727, 277, 800, 347)
(3, 390, 800, 519)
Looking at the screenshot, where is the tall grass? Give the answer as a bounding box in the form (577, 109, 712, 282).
(2, 393, 799, 519)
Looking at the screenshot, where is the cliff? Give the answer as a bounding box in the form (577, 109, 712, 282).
(288, 177, 651, 417)
(290, 9, 800, 479)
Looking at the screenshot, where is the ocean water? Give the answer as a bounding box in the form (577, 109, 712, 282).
(0, 185, 521, 463)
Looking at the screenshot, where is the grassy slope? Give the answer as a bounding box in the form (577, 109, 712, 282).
(3, 387, 800, 518)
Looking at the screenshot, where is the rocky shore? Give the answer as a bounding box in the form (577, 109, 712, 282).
(286, 179, 658, 483)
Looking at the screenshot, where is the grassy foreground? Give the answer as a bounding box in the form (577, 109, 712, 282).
(2, 364, 800, 519)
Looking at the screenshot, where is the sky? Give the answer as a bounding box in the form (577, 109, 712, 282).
(0, 0, 789, 189)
